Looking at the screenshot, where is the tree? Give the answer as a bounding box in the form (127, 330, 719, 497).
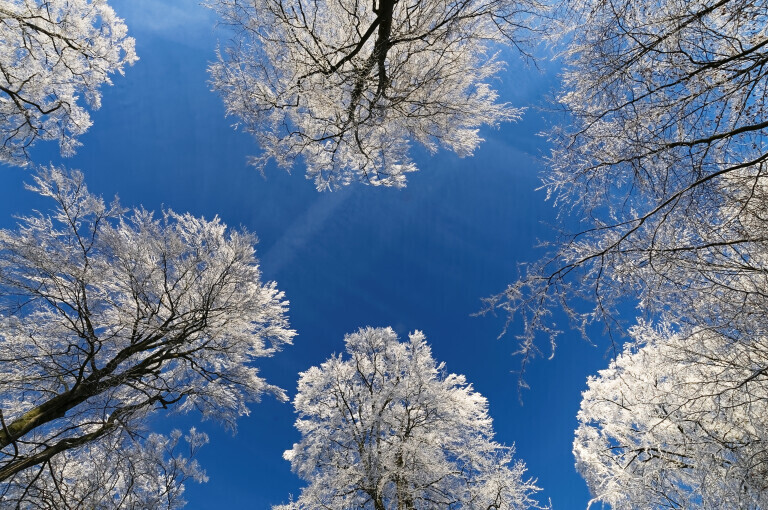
(0, 167, 295, 507)
(0, 0, 137, 166)
(208, 0, 537, 190)
(2, 427, 209, 509)
(276, 326, 545, 510)
(482, 1, 768, 501)
(487, 0, 768, 366)
(575, 321, 768, 509)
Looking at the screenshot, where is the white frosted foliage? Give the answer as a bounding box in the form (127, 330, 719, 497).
(0, 0, 137, 165)
(276, 326, 546, 509)
(209, 0, 535, 189)
(0, 167, 295, 507)
(576, 322, 768, 509)
(490, 0, 768, 380)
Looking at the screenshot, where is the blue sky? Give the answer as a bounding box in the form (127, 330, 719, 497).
(0, 1, 619, 507)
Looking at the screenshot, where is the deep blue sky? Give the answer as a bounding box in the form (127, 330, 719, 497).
(0, 1, 617, 507)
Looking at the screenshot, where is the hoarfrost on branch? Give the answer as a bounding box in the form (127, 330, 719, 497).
(0, 167, 294, 507)
(487, 0, 768, 376)
(0, 0, 137, 165)
(275, 326, 546, 509)
(575, 322, 768, 509)
(209, 0, 537, 189)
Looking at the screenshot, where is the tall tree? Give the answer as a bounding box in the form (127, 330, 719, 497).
(276, 326, 545, 509)
(0, 168, 295, 507)
(575, 322, 768, 509)
(208, 0, 537, 190)
(488, 0, 768, 365)
(2, 427, 209, 509)
(0, 0, 137, 166)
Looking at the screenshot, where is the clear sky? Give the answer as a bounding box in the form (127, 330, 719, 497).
(0, 1, 619, 507)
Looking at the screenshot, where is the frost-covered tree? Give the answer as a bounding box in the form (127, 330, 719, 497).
(2, 427, 209, 509)
(575, 322, 768, 509)
(208, 0, 537, 190)
(276, 327, 545, 510)
(488, 0, 768, 364)
(0, 167, 294, 507)
(0, 0, 137, 166)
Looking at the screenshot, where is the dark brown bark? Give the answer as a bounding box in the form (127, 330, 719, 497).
(347, 0, 397, 123)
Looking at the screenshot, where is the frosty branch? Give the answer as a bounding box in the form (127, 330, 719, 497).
(0, 0, 136, 166)
(209, 0, 539, 189)
(575, 322, 768, 509)
(0, 167, 294, 507)
(486, 0, 768, 373)
(275, 327, 546, 510)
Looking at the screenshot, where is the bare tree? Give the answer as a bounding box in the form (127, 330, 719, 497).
(208, 0, 538, 190)
(487, 0, 768, 368)
(575, 321, 768, 509)
(275, 327, 546, 510)
(0, 167, 295, 507)
(0, 0, 137, 166)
